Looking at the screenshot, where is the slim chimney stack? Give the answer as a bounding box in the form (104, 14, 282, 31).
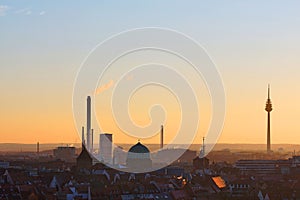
(37, 142, 39, 159)
(81, 126, 85, 145)
(87, 96, 91, 151)
(160, 125, 164, 149)
(91, 129, 94, 152)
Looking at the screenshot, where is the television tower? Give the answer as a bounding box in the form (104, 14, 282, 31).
(265, 85, 273, 153)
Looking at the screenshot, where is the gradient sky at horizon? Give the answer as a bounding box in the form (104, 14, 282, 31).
(1, 1, 300, 144)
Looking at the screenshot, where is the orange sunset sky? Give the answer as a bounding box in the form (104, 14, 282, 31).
(1, 1, 300, 144)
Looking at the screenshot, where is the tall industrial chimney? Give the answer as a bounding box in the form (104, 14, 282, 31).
(81, 126, 85, 145)
(91, 129, 94, 152)
(160, 125, 164, 149)
(37, 142, 39, 159)
(87, 96, 91, 151)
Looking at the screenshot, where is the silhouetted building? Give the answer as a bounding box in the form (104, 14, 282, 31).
(53, 146, 76, 163)
(126, 142, 152, 172)
(99, 133, 113, 164)
(154, 149, 196, 165)
(113, 146, 127, 165)
(235, 160, 278, 175)
(193, 137, 209, 169)
(76, 145, 93, 171)
(193, 157, 209, 169)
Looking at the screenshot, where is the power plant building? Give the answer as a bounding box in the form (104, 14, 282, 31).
(99, 133, 113, 164)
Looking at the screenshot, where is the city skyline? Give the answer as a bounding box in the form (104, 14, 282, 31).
(1, 1, 300, 144)
(1, 2, 300, 199)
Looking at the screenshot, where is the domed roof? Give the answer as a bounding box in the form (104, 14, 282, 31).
(128, 142, 150, 154)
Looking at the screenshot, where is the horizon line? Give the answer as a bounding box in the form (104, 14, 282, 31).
(0, 142, 300, 145)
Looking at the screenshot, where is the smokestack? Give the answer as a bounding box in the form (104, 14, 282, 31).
(160, 125, 164, 149)
(37, 142, 39, 158)
(81, 126, 85, 145)
(91, 129, 94, 153)
(202, 137, 205, 157)
(87, 96, 91, 151)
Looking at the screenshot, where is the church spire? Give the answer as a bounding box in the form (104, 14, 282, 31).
(199, 137, 205, 158)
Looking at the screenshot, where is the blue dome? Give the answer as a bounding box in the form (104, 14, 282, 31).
(128, 142, 150, 154)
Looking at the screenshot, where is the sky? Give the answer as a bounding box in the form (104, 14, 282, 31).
(1, 1, 300, 145)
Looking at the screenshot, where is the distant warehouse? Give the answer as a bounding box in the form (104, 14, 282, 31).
(235, 159, 291, 175)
